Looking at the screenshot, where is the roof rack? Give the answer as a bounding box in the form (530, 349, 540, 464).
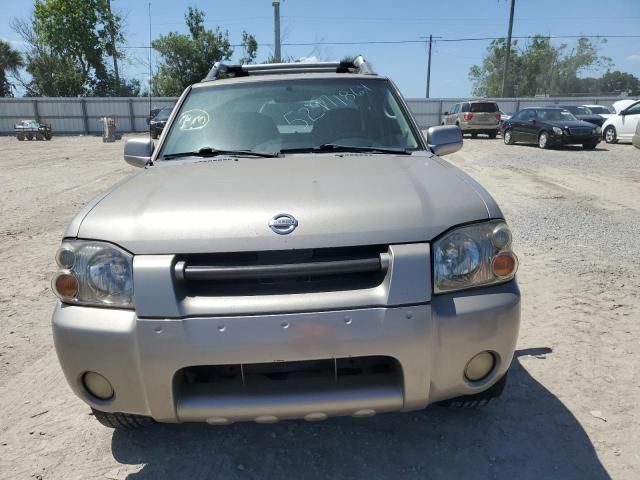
(202, 55, 375, 82)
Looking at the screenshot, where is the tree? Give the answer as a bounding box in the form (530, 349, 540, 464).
(151, 7, 239, 96)
(33, 0, 109, 88)
(0, 40, 24, 97)
(13, 1, 135, 96)
(469, 35, 613, 97)
(239, 31, 258, 65)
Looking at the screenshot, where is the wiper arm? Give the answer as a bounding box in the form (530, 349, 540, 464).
(163, 147, 278, 160)
(280, 144, 411, 155)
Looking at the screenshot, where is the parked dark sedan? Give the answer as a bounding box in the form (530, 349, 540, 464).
(501, 107, 601, 149)
(551, 104, 605, 126)
(149, 106, 173, 139)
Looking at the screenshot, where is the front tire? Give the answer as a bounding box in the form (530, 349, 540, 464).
(503, 129, 514, 145)
(538, 131, 550, 149)
(91, 408, 155, 429)
(604, 126, 617, 144)
(438, 372, 508, 409)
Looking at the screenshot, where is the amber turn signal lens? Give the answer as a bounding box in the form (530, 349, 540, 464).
(492, 252, 518, 278)
(54, 273, 79, 299)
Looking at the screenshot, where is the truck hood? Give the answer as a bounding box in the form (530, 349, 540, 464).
(73, 153, 495, 254)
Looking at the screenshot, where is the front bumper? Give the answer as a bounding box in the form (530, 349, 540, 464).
(549, 133, 601, 145)
(52, 281, 520, 423)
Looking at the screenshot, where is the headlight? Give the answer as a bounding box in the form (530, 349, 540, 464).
(433, 221, 518, 293)
(52, 241, 134, 308)
(552, 127, 563, 135)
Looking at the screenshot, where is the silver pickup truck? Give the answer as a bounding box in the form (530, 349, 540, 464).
(51, 57, 520, 429)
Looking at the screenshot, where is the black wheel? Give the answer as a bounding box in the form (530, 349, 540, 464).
(16, 133, 25, 141)
(538, 131, 550, 149)
(604, 125, 617, 144)
(488, 132, 497, 139)
(583, 141, 598, 150)
(36, 132, 44, 141)
(503, 129, 514, 145)
(438, 372, 508, 409)
(91, 408, 155, 429)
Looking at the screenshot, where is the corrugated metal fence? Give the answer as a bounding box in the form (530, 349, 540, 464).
(0, 97, 177, 135)
(0, 95, 628, 135)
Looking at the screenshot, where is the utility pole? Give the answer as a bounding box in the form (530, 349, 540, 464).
(421, 35, 441, 98)
(426, 35, 433, 98)
(501, 0, 516, 97)
(272, 0, 281, 62)
(105, 0, 120, 92)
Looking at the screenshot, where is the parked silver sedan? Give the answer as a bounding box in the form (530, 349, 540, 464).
(51, 58, 520, 428)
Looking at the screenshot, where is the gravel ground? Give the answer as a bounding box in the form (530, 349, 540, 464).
(0, 134, 639, 479)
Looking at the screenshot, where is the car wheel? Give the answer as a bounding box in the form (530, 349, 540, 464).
(16, 133, 25, 141)
(583, 141, 598, 150)
(91, 408, 155, 429)
(538, 131, 550, 149)
(438, 372, 509, 409)
(488, 132, 497, 139)
(604, 126, 617, 144)
(503, 129, 514, 145)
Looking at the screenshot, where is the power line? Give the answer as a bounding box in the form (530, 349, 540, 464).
(117, 34, 640, 49)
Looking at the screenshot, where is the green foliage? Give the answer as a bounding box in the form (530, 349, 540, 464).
(151, 7, 236, 96)
(12, 0, 135, 96)
(0, 40, 24, 97)
(469, 35, 615, 97)
(239, 31, 258, 65)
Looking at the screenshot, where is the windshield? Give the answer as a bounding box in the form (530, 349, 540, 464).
(470, 102, 499, 113)
(588, 106, 611, 115)
(537, 109, 577, 122)
(160, 78, 420, 159)
(559, 105, 589, 115)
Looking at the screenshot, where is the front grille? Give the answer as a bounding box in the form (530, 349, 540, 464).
(175, 245, 389, 297)
(175, 356, 400, 392)
(568, 127, 593, 136)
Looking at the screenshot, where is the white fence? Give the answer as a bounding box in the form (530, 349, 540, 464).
(0, 95, 629, 135)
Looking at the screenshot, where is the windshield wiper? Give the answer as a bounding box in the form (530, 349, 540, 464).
(280, 144, 412, 155)
(163, 147, 279, 160)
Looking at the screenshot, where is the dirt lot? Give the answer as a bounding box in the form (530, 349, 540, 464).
(0, 134, 638, 479)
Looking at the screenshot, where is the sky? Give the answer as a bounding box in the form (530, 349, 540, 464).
(1, 0, 640, 98)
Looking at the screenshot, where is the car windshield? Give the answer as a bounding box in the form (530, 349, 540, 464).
(588, 106, 611, 114)
(470, 102, 499, 113)
(159, 78, 420, 159)
(537, 109, 577, 122)
(154, 108, 172, 121)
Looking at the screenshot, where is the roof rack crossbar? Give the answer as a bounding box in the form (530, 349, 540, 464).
(203, 55, 374, 82)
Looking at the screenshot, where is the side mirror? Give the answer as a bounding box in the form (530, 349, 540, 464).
(443, 111, 449, 115)
(427, 125, 463, 156)
(124, 138, 154, 168)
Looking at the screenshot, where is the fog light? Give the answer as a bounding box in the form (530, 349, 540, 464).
(464, 351, 495, 382)
(83, 371, 114, 400)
